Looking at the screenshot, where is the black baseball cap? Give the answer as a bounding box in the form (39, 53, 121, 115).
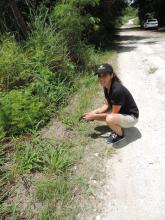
(95, 63, 113, 76)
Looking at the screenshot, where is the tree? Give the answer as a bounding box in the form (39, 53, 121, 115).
(87, 0, 127, 46)
(9, 0, 28, 38)
(0, 0, 127, 43)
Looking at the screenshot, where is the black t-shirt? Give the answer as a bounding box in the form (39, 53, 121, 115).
(104, 80, 139, 118)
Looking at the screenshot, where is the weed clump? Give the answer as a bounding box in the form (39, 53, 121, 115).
(13, 137, 74, 174)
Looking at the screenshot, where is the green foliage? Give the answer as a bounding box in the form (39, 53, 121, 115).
(0, 204, 18, 220)
(13, 138, 74, 174)
(25, 13, 77, 108)
(28, 66, 75, 108)
(0, 12, 79, 137)
(124, 6, 138, 18)
(36, 177, 70, 201)
(45, 145, 74, 173)
(38, 207, 53, 220)
(52, 0, 100, 65)
(0, 35, 30, 90)
(0, 90, 47, 136)
(89, 0, 127, 46)
(36, 176, 81, 219)
(26, 14, 68, 69)
(59, 74, 98, 127)
(0, 1, 125, 219)
(116, 6, 139, 27)
(1, 49, 115, 219)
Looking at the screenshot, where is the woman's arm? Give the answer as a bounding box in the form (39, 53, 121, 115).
(83, 100, 110, 121)
(83, 104, 122, 121)
(86, 99, 109, 114)
(111, 105, 121, 114)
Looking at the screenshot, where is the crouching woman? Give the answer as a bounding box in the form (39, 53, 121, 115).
(83, 63, 139, 144)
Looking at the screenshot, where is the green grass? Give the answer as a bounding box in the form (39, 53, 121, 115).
(36, 176, 70, 201)
(38, 207, 53, 220)
(0, 137, 78, 219)
(12, 137, 74, 175)
(36, 175, 90, 220)
(59, 74, 98, 127)
(0, 204, 19, 220)
(95, 50, 117, 64)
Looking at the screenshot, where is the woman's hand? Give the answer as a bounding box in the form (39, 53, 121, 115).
(82, 112, 96, 121)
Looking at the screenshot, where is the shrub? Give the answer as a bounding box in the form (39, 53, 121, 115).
(0, 90, 47, 136)
(0, 13, 73, 92)
(26, 14, 69, 70)
(36, 177, 70, 201)
(28, 64, 76, 109)
(0, 35, 30, 90)
(25, 14, 77, 110)
(52, 0, 100, 66)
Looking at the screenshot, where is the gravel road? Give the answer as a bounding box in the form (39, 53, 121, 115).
(99, 24, 165, 220)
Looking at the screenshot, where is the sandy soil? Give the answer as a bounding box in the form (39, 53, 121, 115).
(92, 24, 165, 220)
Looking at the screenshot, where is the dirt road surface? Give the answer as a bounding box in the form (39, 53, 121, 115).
(95, 25, 165, 220)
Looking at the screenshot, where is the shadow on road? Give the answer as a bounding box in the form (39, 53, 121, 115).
(89, 126, 142, 148)
(143, 40, 157, 44)
(115, 45, 137, 53)
(108, 27, 159, 53)
(112, 34, 149, 53)
(113, 127, 142, 149)
(115, 35, 148, 41)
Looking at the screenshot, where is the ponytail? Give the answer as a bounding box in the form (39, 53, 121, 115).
(112, 72, 122, 83)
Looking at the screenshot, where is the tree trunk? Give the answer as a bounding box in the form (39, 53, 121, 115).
(9, 0, 28, 38)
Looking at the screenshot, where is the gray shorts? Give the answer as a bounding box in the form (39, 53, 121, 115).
(119, 114, 138, 128)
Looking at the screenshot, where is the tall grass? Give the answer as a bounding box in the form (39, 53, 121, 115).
(0, 35, 28, 91)
(13, 137, 74, 174)
(1, 135, 83, 219)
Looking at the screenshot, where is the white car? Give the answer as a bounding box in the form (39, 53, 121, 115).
(143, 19, 158, 29)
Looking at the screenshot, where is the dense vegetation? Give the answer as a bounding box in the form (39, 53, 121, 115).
(116, 6, 139, 27)
(0, 0, 127, 138)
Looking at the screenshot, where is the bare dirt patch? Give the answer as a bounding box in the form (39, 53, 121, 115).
(40, 119, 74, 141)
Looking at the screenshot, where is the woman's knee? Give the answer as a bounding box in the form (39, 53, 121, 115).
(106, 114, 115, 124)
(106, 114, 121, 125)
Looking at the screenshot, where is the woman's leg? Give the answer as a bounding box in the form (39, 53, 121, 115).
(106, 113, 123, 136)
